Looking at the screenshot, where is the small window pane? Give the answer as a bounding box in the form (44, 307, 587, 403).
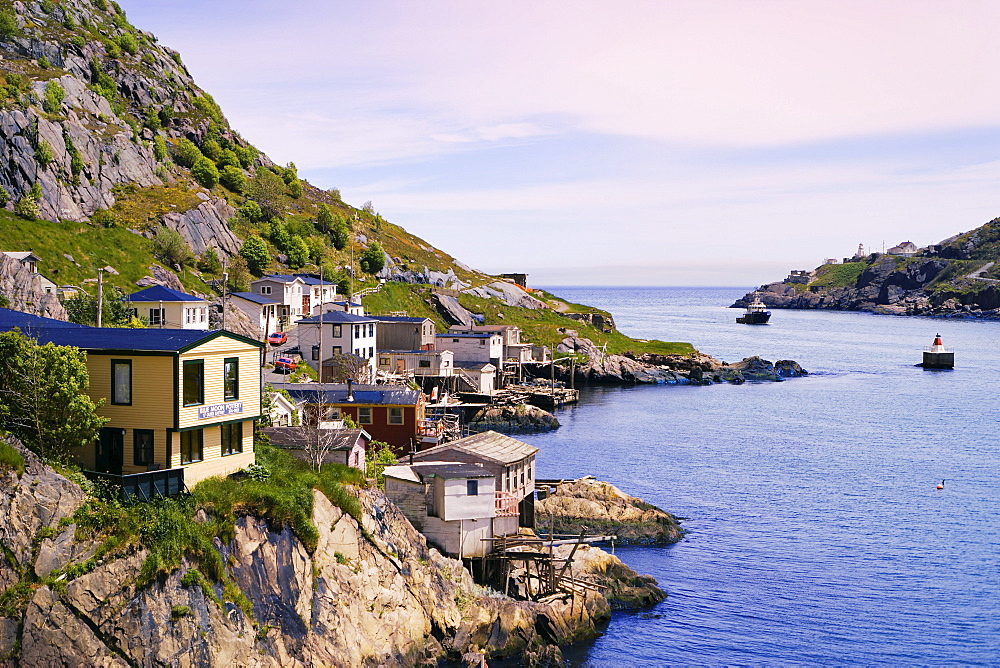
(180, 429, 203, 464)
(183, 360, 204, 406)
(112, 360, 131, 405)
(358, 407, 372, 424)
(221, 422, 243, 456)
(389, 407, 403, 425)
(224, 358, 239, 400)
(133, 430, 154, 466)
(467, 480, 479, 496)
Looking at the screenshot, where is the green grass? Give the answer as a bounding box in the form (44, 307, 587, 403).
(925, 260, 988, 293)
(809, 262, 866, 289)
(0, 440, 25, 477)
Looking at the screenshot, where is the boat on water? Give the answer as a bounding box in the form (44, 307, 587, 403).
(921, 333, 954, 369)
(736, 294, 771, 324)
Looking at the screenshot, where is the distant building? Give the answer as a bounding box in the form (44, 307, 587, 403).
(261, 426, 369, 470)
(498, 273, 528, 289)
(854, 243, 866, 259)
(784, 270, 811, 285)
(249, 275, 308, 326)
(297, 310, 379, 379)
(373, 315, 436, 351)
(823, 259, 839, 265)
(125, 285, 209, 330)
(4, 251, 57, 295)
(887, 241, 919, 257)
(230, 292, 279, 336)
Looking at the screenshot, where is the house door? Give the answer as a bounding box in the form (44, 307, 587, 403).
(96, 427, 125, 475)
(396, 359, 406, 373)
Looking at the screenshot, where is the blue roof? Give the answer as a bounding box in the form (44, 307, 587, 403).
(0, 308, 261, 352)
(272, 382, 420, 406)
(298, 311, 375, 324)
(332, 300, 362, 307)
(292, 273, 335, 286)
(372, 316, 431, 323)
(125, 285, 205, 303)
(255, 274, 303, 284)
(232, 291, 278, 305)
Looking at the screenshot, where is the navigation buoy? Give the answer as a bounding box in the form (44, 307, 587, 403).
(936, 480, 945, 490)
(922, 334, 955, 369)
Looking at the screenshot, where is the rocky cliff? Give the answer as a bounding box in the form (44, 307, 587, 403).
(736, 218, 1000, 318)
(0, 437, 665, 665)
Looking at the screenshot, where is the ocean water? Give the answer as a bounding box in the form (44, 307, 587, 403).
(525, 287, 1000, 666)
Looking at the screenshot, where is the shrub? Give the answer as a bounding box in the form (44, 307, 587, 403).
(359, 241, 385, 274)
(239, 200, 263, 223)
(197, 247, 222, 275)
(226, 255, 251, 292)
(93, 0, 108, 10)
(118, 32, 137, 55)
(37, 55, 50, 69)
(328, 187, 342, 202)
(190, 155, 218, 188)
(43, 80, 65, 114)
(243, 463, 271, 483)
(286, 235, 309, 269)
(173, 138, 202, 168)
(0, 440, 25, 477)
(234, 145, 256, 169)
(365, 441, 398, 488)
(34, 139, 54, 169)
(89, 59, 117, 101)
(192, 94, 222, 123)
(152, 227, 193, 267)
(331, 219, 349, 251)
(90, 208, 118, 228)
(239, 235, 269, 276)
(247, 167, 285, 220)
(200, 138, 220, 162)
(0, 187, 9, 207)
(0, 6, 19, 38)
(267, 219, 290, 251)
(170, 605, 191, 622)
(14, 194, 40, 220)
(153, 134, 167, 162)
(217, 148, 239, 169)
(287, 178, 303, 199)
(71, 34, 86, 49)
(218, 165, 246, 194)
(316, 204, 334, 231)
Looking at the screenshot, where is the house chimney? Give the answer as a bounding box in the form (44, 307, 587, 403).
(347, 378, 354, 402)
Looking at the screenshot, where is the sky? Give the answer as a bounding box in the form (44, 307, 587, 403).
(119, 0, 1000, 286)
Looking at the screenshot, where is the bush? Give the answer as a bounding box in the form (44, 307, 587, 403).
(153, 134, 167, 162)
(234, 145, 256, 169)
(217, 148, 239, 169)
(118, 32, 137, 55)
(239, 200, 263, 223)
(286, 235, 309, 269)
(218, 165, 246, 194)
(14, 194, 40, 220)
(0, 187, 9, 207)
(316, 203, 334, 231)
(192, 94, 223, 123)
(43, 80, 65, 114)
(359, 241, 385, 274)
(0, 7, 19, 38)
(89, 59, 117, 101)
(190, 155, 219, 188)
(239, 235, 269, 276)
(90, 208, 119, 228)
(331, 219, 349, 251)
(247, 167, 285, 220)
(152, 227, 193, 267)
(197, 247, 222, 275)
(267, 219, 290, 251)
(200, 138, 221, 162)
(34, 140, 54, 169)
(0, 440, 25, 477)
(226, 255, 251, 291)
(173, 138, 202, 168)
(287, 178, 303, 199)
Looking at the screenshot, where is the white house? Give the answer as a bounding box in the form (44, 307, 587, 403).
(124, 285, 209, 329)
(383, 462, 497, 558)
(435, 332, 503, 364)
(4, 251, 57, 295)
(266, 390, 302, 427)
(454, 361, 496, 394)
(327, 300, 365, 316)
(296, 310, 378, 379)
(261, 426, 370, 471)
(231, 292, 280, 335)
(250, 275, 309, 326)
(449, 324, 534, 363)
(292, 273, 338, 314)
(377, 349, 454, 377)
(887, 241, 919, 257)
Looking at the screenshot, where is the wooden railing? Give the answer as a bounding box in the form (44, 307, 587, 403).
(495, 491, 520, 517)
(83, 468, 186, 503)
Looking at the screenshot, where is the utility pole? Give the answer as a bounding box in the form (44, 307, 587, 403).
(221, 270, 228, 332)
(95, 268, 103, 327)
(318, 265, 324, 383)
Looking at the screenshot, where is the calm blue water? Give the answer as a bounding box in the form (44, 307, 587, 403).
(526, 287, 1000, 666)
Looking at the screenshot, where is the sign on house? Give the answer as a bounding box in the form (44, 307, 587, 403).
(198, 401, 244, 420)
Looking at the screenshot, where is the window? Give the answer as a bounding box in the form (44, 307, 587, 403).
(354, 325, 361, 338)
(331, 325, 342, 337)
(221, 422, 243, 456)
(259, 285, 272, 295)
(452, 338, 459, 343)
(480, 339, 486, 345)
(354, 348, 360, 356)
(444, 360, 450, 367)
(389, 407, 403, 425)
(332, 346, 342, 355)
(133, 429, 154, 466)
(312, 345, 320, 361)
(368, 347, 373, 358)
(368, 323, 374, 337)
(199, 308, 206, 323)
(111, 359, 131, 405)
(358, 407, 372, 424)
(380, 357, 390, 366)
(224, 357, 239, 400)
(183, 360, 204, 406)
(185, 308, 195, 324)
(180, 429, 203, 464)
(467, 479, 479, 496)
(418, 360, 431, 368)
(149, 308, 164, 325)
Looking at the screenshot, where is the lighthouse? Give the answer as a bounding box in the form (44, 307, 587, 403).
(921, 334, 954, 369)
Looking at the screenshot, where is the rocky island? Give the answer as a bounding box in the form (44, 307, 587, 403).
(735, 218, 1000, 319)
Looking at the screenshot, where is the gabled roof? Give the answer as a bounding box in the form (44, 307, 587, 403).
(231, 291, 278, 305)
(254, 274, 309, 285)
(125, 285, 205, 303)
(3, 251, 40, 262)
(292, 273, 336, 286)
(298, 311, 376, 325)
(411, 430, 537, 465)
(0, 309, 262, 352)
(453, 361, 495, 371)
(373, 316, 432, 323)
(261, 427, 370, 451)
(271, 382, 421, 406)
(384, 462, 493, 482)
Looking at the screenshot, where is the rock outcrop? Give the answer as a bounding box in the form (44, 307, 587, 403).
(0, 254, 66, 320)
(536, 478, 683, 547)
(161, 198, 242, 257)
(467, 403, 560, 433)
(0, 437, 661, 665)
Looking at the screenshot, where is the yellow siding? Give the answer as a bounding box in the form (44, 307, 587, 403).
(177, 337, 262, 429)
(173, 420, 256, 487)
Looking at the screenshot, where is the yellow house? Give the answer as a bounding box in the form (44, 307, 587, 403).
(0, 310, 263, 490)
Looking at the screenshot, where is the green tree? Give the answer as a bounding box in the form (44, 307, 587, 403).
(64, 285, 134, 327)
(43, 80, 65, 114)
(306, 236, 326, 265)
(173, 138, 202, 168)
(226, 255, 251, 291)
(359, 241, 385, 274)
(0, 330, 107, 463)
(218, 165, 246, 193)
(197, 246, 222, 275)
(267, 219, 290, 251)
(234, 145, 257, 169)
(247, 167, 285, 220)
(239, 200, 263, 223)
(316, 203, 334, 231)
(152, 227, 193, 267)
(0, 187, 9, 207)
(14, 184, 41, 220)
(118, 32, 137, 55)
(287, 178, 303, 199)
(153, 134, 168, 162)
(0, 6, 19, 38)
(34, 140, 54, 169)
(239, 235, 269, 276)
(285, 235, 309, 269)
(191, 155, 219, 188)
(330, 218, 349, 251)
(200, 138, 221, 162)
(365, 441, 398, 489)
